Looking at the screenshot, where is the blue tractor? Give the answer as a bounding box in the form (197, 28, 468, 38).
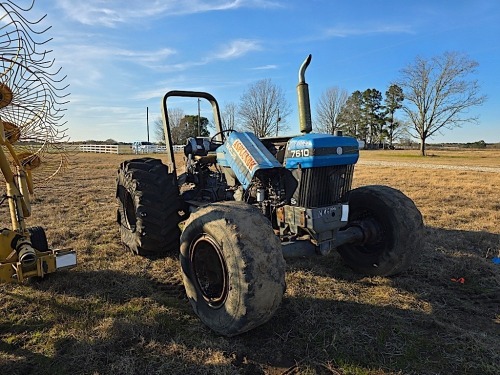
(116, 55, 423, 336)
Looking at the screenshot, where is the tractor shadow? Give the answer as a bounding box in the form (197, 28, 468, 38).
(258, 225, 500, 373)
(2, 227, 498, 374)
(285, 225, 499, 286)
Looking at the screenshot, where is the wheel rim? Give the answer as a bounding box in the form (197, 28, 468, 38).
(121, 187, 137, 230)
(190, 234, 228, 308)
(352, 210, 390, 254)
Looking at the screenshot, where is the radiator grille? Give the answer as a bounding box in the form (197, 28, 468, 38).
(292, 165, 354, 207)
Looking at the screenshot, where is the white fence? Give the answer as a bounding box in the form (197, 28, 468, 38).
(79, 144, 122, 154)
(79, 144, 183, 154)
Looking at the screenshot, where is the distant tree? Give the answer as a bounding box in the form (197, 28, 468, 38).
(315, 86, 349, 134)
(338, 90, 364, 140)
(384, 84, 404, 147)
(155, 108, 184, 145)
(398, 52, 487, 156)
(362, 88, 385, 146)
(464, 140, 487, 149)
(104, 138, 118, 144)
(399, 136, 415, 148)
(154, 117, 164, 144)
(391, 119, 411, 145)
(221, 102, 239, 131)
(239, 78, 291, 137)
(178, 115, 210, 144)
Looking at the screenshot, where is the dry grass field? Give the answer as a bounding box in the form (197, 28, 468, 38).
(1, 149, 499, 375)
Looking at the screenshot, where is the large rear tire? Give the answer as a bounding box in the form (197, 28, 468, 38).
(337, 185, 423, 276)
(180, 201, 286, 337)
(116, 158, 181, 256)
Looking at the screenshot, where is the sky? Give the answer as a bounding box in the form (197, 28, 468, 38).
(15, 0, 500, 143)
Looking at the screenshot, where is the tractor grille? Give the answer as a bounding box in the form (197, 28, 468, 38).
(292, 165, 354, 208)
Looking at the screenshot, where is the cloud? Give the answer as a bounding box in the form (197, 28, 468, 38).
(52, 42, 177, 87)
(133, 75, 193, 101)
(115, 48, 177, 65)
(51, 34, 259, 94)
(251, 64, 278, 70)
(211, 39, 261, 60)
(323, 24, 415, 38)
(143, 39, 262, 73)
(55, 0, 282, 27)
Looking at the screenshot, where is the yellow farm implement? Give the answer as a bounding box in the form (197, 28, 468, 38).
(0, 0, 76, 283)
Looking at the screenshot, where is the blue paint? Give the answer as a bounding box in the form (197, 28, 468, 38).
(285, 133, 359, 169)
(216, 131, 281, 189)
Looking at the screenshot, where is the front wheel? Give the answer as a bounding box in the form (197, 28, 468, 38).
(337, 185, 424, 276)
(180, 201, 286, 337)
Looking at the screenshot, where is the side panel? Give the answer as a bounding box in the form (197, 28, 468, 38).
(217, 132, 282, 189)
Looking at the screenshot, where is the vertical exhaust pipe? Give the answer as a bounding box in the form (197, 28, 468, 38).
(297, 54, 312, 134)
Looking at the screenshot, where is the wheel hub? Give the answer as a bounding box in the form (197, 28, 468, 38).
(119, 187, 136, 231)
(190, 234, 228, 308)
(348, 216, 386, 254)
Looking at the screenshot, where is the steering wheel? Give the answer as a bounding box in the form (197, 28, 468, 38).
(210, 129, 234, 146)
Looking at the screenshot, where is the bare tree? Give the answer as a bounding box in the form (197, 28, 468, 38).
(154, 117, 164, 143)
(221, 102, 239, 131)
(392, 119, 411, 144)
(239, 78, 291, 137)
(398, 52, 487, 156)
(155, 108, 184, 144)
(315, 86, 348, 134)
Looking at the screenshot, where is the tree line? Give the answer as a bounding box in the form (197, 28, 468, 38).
(156, 51, 486, 156)
(315, 85, 405, 149)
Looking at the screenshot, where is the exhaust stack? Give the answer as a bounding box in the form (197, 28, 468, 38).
(297, 54, 312, 134)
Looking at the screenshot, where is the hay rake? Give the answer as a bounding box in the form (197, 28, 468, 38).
(0, 0, 75, 283)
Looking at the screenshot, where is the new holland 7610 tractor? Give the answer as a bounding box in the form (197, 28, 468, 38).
(116, 55, 423, 337)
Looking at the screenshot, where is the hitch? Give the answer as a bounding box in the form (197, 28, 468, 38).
(0, 229, 76, 283)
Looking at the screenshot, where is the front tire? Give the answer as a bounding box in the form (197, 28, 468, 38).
(180, 201, 286, 337)
(116, 158, 181, 256)
(337, 185, 423, 276)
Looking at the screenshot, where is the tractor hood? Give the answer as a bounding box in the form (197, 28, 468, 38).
(216, 131, 282, 189)
(284, 133, 359, 169)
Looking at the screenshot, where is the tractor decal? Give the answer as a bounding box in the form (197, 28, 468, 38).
(231, 139, 258, 173)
